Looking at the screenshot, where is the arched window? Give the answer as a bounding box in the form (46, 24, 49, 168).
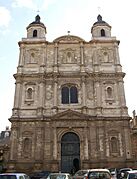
(62, 87, 69, 104)
(70, 86, 78, 103)
(107, 87, 113, 98)
(110, 137, 118, 153)
(27, 88, 33, 99)
(61, 85, 78, 104)
(33, 30, 37, 37)
(101, 29, 105, 36)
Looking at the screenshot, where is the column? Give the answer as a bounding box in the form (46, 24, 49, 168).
(40, 44, 46, 73)
(42, 44, 46, 65)
(13, 80, 21, 109)
(115, 44, 122, 72)
(95, 81, 102, 115)
(54, 43, 58, 73)
(118, 133, 124, 156)
(37, 78, 45, 116)
(53, 76, 58, 107)
(19, 46, 24, 66)
(84, 127, 89, 160)
(10, 128, 17, 160)
(82, 76, 86, 107)
(114, 82, 119, 102)
(39, 78, 45, 107)
(35, 129, 42, 160)
(124, 127, 132, 159)
(80, 42, 85, 72)
(115, 44, 120, 64)
(106, 135, 110, 157)
(53, 127, 57, 159)
(118, 80, 126, 107)
(95, 81, 101, 107)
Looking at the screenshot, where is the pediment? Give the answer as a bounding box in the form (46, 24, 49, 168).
(51, 109, 90, 120)
(53, 35, 85, 43)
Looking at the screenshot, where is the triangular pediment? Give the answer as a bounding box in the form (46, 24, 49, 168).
(51, 109, 90, 120)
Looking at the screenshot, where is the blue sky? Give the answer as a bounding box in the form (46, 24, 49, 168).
(0, 0, 137, 131)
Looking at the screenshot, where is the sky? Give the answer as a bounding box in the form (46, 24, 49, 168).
(0, 0, 137, 132)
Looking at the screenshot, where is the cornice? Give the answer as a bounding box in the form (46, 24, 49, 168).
(14, 71, 125, 83)
(18, 39, 48, 47)
(88, 72, 125, 79)
(90, 38, 120, 45)
(9, 114, 131, 122)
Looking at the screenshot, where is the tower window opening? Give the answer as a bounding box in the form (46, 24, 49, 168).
(107, 87, 113, 98)
(101, 29, 105, 36)
(27, 88, 33, 99)
(61, 85, 78, 104)
(33, 30, 37, 37)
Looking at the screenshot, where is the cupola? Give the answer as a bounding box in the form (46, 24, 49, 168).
(26, 15, 47, 38)
(91, 15, 111, 38)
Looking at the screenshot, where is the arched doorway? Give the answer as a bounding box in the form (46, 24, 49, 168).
(61, 132, 80, 173)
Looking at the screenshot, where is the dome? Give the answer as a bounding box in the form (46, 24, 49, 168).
(93, 14, 110, 27)
(27, 15, 46, 29)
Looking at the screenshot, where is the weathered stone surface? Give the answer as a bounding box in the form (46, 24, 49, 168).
(5, 15, 136, 174)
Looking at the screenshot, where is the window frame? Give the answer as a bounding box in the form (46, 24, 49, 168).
(61, 85, 78, 104)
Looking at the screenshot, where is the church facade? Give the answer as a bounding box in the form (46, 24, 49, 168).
(8, 15, 135, 173)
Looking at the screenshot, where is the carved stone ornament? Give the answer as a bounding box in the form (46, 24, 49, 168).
(51, 109, 90, 120)
(26, 49, 40, 64)
(53, 35, 85, 43)
(46, 85, 52, 100)
(60, 48, 77, 64)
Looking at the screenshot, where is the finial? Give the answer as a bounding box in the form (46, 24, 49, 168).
(133, 110, 136, 117)
(97, 14, 102, 22)
(67, 31, 70, 35)
(35, 14, 40, 22)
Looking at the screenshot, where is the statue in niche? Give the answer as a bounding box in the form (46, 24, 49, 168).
(30, 52, 36, 63)
(66, 52, 72, 63)
(107, 87, 113, 98)
(23, 138, 32, 158)
(61, 48, 77, 64)
(103, 51, 109, 62)
(28, 49, 39, 63)
(27, 88, 33, 99)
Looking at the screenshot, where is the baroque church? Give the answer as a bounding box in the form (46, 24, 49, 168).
(6, 14, 137, 173)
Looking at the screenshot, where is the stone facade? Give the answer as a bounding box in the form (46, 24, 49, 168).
(0, 127, 11, 172)
(7, 15, 136, 173)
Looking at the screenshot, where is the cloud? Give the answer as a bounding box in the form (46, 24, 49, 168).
(12, 0, 37, 10)
(12, 0, 58, 11)
(0, 6, 11, 27)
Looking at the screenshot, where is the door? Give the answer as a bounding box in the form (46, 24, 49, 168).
(61, 132, 80, 173)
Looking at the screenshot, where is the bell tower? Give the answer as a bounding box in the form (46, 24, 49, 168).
(91, 14, 111, 37)
(27, 14, 47, 38)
